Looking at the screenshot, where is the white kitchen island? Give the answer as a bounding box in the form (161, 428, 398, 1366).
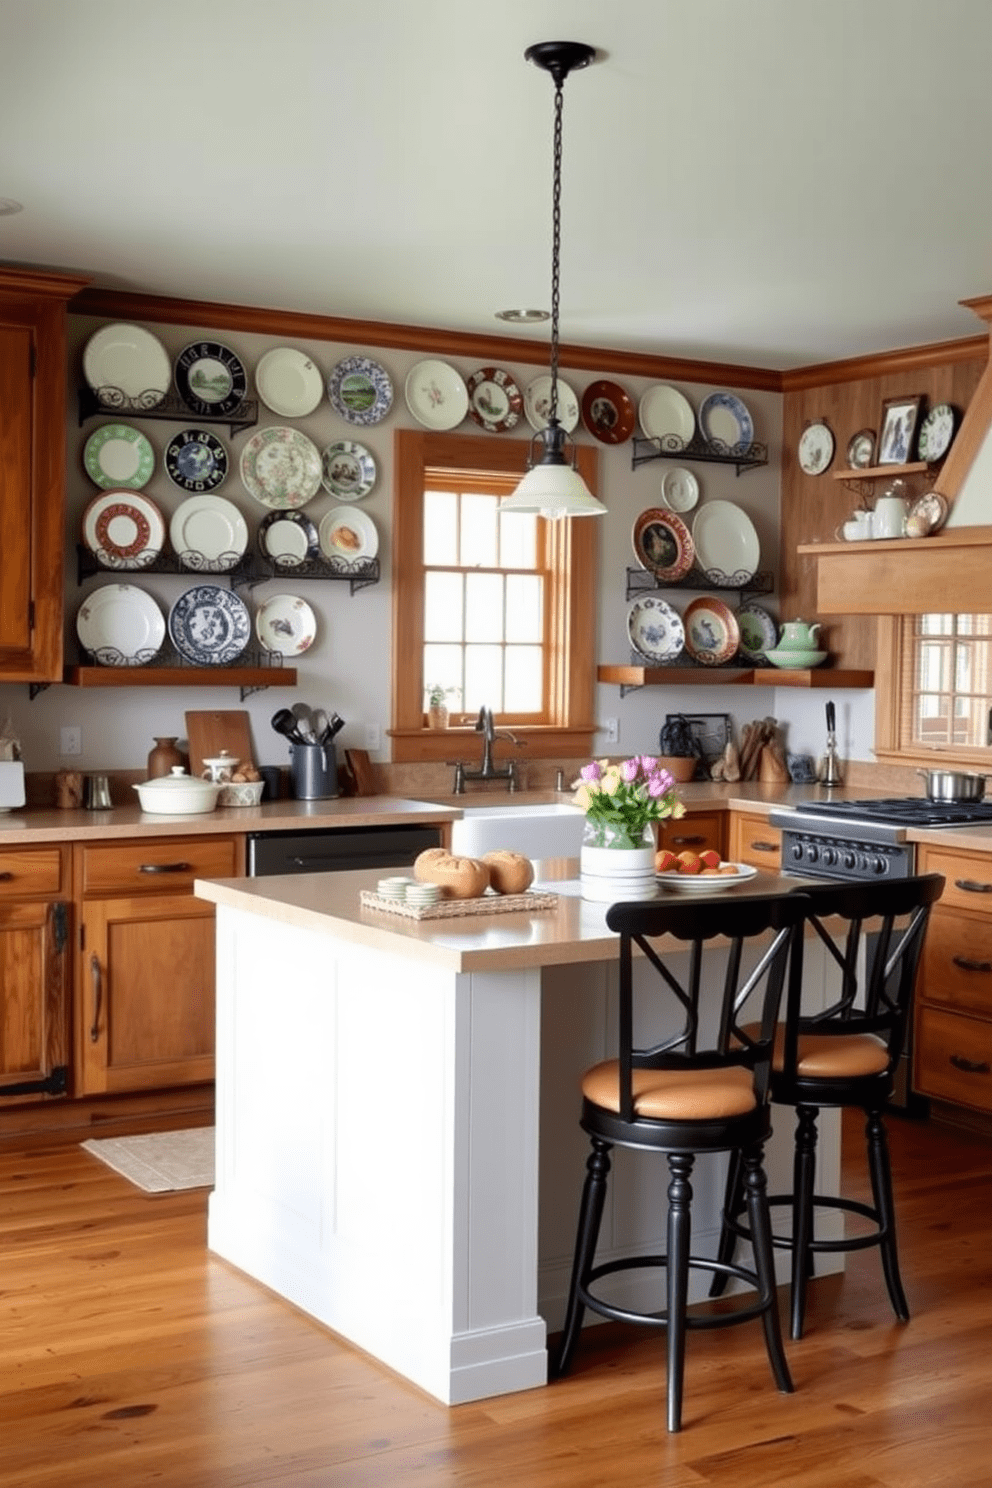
(194, 862, 841, 1405)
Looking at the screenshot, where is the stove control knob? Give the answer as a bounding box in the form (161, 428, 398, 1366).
(870, 855, 888, 875)
(790, 842, 804, 862)
(843, 850, 857, 870)
(822, 847, 837, 866)
(806, 844, 819, 863)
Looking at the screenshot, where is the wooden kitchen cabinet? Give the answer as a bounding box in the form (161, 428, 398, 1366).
(915, 842, 992, 1114)
(0, 846, 71, 1101)
(74, 835, 239, 1095)
(728, 809, 782, 869)
(0, 267, 88, 683)
(657, 809, 726, 859)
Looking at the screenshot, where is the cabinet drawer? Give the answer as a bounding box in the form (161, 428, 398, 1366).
(915, 1004, 992, 1112)
(80, 836, 239, 897)
(917, 845, 992, 913)
(0, 847, 64, 898)
(657, 810, 725, 858)
(729, 811, 782, 870)
(921, 912, 992, 1015)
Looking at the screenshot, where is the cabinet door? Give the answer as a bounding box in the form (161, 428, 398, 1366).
(657, 809, 726, 858)
(0, 321, 34, 664)
(79, 894, 217, 1095)
(728, 810, 782, 869)
(0, 900, 70, 1099)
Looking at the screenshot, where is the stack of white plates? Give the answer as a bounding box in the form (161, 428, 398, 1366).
(377, 876, 414, 900)
(405, 881, 441, 907)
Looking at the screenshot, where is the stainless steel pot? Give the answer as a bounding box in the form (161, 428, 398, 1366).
(916, 768, 991, 801)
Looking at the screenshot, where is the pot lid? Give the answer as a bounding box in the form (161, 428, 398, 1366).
(136, 767, 221, 793)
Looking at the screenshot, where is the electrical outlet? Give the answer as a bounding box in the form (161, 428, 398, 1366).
(60, 725, 82, 756)
(604, 717, 619, 745)
(364, 723, 381, 752)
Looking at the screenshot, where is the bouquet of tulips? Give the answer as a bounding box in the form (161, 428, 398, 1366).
(572, 755, 686, 850)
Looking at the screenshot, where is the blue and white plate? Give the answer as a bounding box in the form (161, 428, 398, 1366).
(167, 585, 251, 666)
(626, 595, 685, 664)
(734, 602, 778, 663)
(327, 355, 393, 426)
(165, 428, 229, 492)
(698, 391, 754, 454)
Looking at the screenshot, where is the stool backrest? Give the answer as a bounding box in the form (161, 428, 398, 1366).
(782, 872, 945, 1078)
(604, 893, 810, 1125)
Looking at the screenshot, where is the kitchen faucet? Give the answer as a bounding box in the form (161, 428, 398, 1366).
(451, 705, 526, 792)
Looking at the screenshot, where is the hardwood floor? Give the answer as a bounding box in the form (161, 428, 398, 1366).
(1, 1111, 990, 1486)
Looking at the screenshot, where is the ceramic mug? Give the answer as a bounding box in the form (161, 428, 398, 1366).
(873, 496, 908, 539)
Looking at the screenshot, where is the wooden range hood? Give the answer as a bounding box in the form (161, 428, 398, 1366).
(803, 294, 992, 615)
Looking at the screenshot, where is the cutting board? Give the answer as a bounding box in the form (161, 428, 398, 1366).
(344, 747, 377, 797)
(185, 710, 255, 778)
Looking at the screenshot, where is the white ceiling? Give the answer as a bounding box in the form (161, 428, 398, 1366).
(4, 0, 992, 371)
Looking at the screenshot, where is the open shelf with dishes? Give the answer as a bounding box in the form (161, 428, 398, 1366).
(77, 386, 259, 436)
(631, 434, 768, 476)
(76, 545, 380, 595)
(63, 644, 296, 700)
(830, 460, 938, 501)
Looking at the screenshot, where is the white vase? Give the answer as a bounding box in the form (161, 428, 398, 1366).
(579, 821, 658, 902)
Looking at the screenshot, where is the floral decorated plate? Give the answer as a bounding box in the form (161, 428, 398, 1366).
(81, 490, 165, 569)
(255, 593, 317, 656)
(327, 355, 393, 425)
(734, 602, 778, 663)
(239, 426, 322, 508)
(632, 507, 694, 581)
(83, 423, 155, 490)
(798, 421, 834, 475)
(405, 359, 469, 430)
(581, 379, 635, 445)
(682, 595, 741, 666)
(466, 367, 523, 433)
(167, 584, 251, 666)
(627, 595, 684, 664)
(846, 428, 876, 469)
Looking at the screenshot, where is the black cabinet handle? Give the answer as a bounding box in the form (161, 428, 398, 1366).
(749, 840, 778, 853)
(139, 861, 192, 874)
(670, 834, 706, 846)
(952, 955, 992, 974)
(950, 1053, 991, 1075)
(89, 953, 102, 1044)
(955, 878, 992, 894)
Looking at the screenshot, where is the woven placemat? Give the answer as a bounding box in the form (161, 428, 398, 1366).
(360, 889, 559, 920)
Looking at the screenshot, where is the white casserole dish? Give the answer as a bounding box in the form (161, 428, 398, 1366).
(133, 767, 221, 815)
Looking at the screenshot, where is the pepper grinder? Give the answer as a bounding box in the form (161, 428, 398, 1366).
(819, 699, 843, 787)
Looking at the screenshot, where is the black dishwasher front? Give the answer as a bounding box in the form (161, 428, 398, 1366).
(247, 824, 443, 877)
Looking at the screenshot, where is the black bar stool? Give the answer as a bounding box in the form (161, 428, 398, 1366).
(711, 872, 945, 1340)
(551, 891, 810, 1432)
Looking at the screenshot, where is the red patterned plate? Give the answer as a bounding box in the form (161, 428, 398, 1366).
(81, 489, 165, 570)
(631, 508, 695, 582)
(683, 596, 741, 666)
(581, 379, 636, 445)
(466, 366, 523, 433)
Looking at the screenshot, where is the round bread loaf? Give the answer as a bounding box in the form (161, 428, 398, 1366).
(414, 849, 490, 899)
(482, 849, 534, 895)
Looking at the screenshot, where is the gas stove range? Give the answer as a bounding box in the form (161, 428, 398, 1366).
(770, 796, 992, 881)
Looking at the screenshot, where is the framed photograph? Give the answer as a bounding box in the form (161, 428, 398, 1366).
(876, 395, 923, 467)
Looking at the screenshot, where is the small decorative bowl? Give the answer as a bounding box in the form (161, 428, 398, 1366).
(218, 780, 265, 807)
(762, 649, 828, 669)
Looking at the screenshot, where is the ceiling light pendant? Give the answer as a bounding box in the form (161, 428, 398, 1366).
(500, 40, 605, 520)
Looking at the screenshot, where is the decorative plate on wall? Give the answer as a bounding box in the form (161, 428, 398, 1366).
(523, 374, 580, 433)
(255, 594, 318, 656)
(632, 507, 695, 582)
(797, 421, 835, 475)
(257, 509, 321, 567)
(682, 596, 741, 666)
(917, 403, 957, 463)
(83, 423, 155, 490)
(405, 359, 469, 430)
(239, 426, 323, 508)
(320, 440, 377, 499)
(581, 379, 635, 445)
(638, 383, 696, 447)
(81, 490, 165, 569)
(846, 428, 876, 468)
(698, 391, 754, 453)
(169, 494, 248, 572)
(164, 428, 229, 492)
(255, 347, 324, 418)
(659, 467, 700, 513)
(734, 602, 778, 663)
(174, 341, 248, 417)
(626, 595, 685, 663)
(83, 323, 171, 408)
(167, 585, 251, 666)
(327, 355, 393, 425)
(466, 367, 523, 433)
(76, 584, 165, 667)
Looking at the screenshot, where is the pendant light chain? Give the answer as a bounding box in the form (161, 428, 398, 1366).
(548, 76, 564, 427)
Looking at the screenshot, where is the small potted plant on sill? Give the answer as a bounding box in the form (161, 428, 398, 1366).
(425, 683, 459, 730)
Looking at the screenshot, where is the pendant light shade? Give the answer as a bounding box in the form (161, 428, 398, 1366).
(501, 41, 606, 520)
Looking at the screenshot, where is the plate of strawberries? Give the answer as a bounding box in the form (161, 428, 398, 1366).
(655, 849, 758, 891)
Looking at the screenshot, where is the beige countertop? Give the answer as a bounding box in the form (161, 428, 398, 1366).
(0, 794, 462, 846)
(194, 858, 813, 974)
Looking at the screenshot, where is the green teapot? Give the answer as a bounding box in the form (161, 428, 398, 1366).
(777, 619, 821, 649)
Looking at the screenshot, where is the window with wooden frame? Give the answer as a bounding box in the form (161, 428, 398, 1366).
(875, 613, 992, 762)
(390, 429, 599, 763)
